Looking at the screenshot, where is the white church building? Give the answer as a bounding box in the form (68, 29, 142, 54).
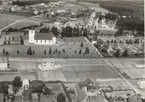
(29, 30, 56, 45)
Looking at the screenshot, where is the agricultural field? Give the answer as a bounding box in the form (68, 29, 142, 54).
(79, 0, 144, 18)
(109, 58, 145, 79)
(78, 1, 109, 13)
(37, 59, 119, 81)
(97, 79, 132, 90)
(49, 3, 87, 12)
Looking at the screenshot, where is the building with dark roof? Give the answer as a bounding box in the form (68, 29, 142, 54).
(29, 30, 56, 44)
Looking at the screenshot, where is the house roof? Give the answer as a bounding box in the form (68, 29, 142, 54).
(34, 32, 55, 40)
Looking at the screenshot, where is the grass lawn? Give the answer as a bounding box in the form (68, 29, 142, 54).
(0, 37, 101, 58)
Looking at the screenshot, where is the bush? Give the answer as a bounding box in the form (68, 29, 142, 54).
(114, 49, 120, 57)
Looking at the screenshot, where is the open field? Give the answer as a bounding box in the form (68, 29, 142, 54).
(79, 0, 144, 18)
(37, 59, 119, 81)
(78, 2, 109, 13)
(97, 79, 132, 90)
(0, 73, 36, 81)
(6, 20, 41, 29)
(109, 58, 145, 79)
(49, 3, 87, 12)
(0, 14, 26, 29)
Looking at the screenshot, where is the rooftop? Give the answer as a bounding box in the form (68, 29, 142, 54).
(34, 32, 55, 40)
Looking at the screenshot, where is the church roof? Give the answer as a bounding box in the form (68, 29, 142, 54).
(34, 32, 55, 40)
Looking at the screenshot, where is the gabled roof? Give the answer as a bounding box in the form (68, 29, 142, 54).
(34, 32, 55, 40)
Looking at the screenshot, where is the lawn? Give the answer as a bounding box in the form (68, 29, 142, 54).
(0, 37, 101, 58)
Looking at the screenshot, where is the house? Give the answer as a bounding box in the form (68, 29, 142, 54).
(0, 62, 11, 70)
(22, 79, 29, 91)
(29, 30, 56, 45)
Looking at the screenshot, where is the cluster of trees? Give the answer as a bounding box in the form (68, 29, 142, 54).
(12, 0, 50, 6)
(114, 49, 130, 58)
(61, 26, 89, 37)
(116, 17, 144, 36)
(51, 27, 59, 37)
(98, 12, 118, 22)
(39, 27, 50, 33)
(44, 48, 64, 55)
(2, 49, 9, 55)
(12, 76, 22, 94)
(76, 9, 93, 18)
(27, 47, 35, 55)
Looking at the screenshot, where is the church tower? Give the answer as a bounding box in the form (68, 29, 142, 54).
(29, 30, 35, 44)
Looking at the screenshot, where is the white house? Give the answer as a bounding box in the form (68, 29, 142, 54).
(22, 79, 29, 91)
(0, 62, 10, 70)
(29, 30, 56, 45)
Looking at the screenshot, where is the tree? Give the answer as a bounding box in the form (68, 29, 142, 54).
(55, 48, 58, 53)
(43, 87, 52, 95)
(79, 49, 82, 54)
(27, 47, 32, 55)
(75, 50, 77, 54)
(17, 50, 19, 54)
(97, 38, 104, 46)
(8, 41, 10, 45)
(33, 50, 35, 55)
(6, 51, 9, 55)
(134, 39, 139, 44)
(58, 51, 61, 54)
(57, 93, 66, 102)
(20, 38, 24, 45)
(3, 49, 5, 54)
(40, 22, 43, 27)
(4, 41, 6, 45)
(49, 48, 51, 54)
(12, 37, 15, 40)
(12, 76, 22, 88)
(114, 49, 120, 57)
(85, 47, 89, 54)
(44, 49, 47, 55)
(63, 49, 65, 53)
(51, 26, 58, 36)
(80, 42, 83, 47)
(122, 49, 129, 57)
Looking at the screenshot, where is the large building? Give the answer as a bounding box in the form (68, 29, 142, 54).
(29, 30, 56, 45)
